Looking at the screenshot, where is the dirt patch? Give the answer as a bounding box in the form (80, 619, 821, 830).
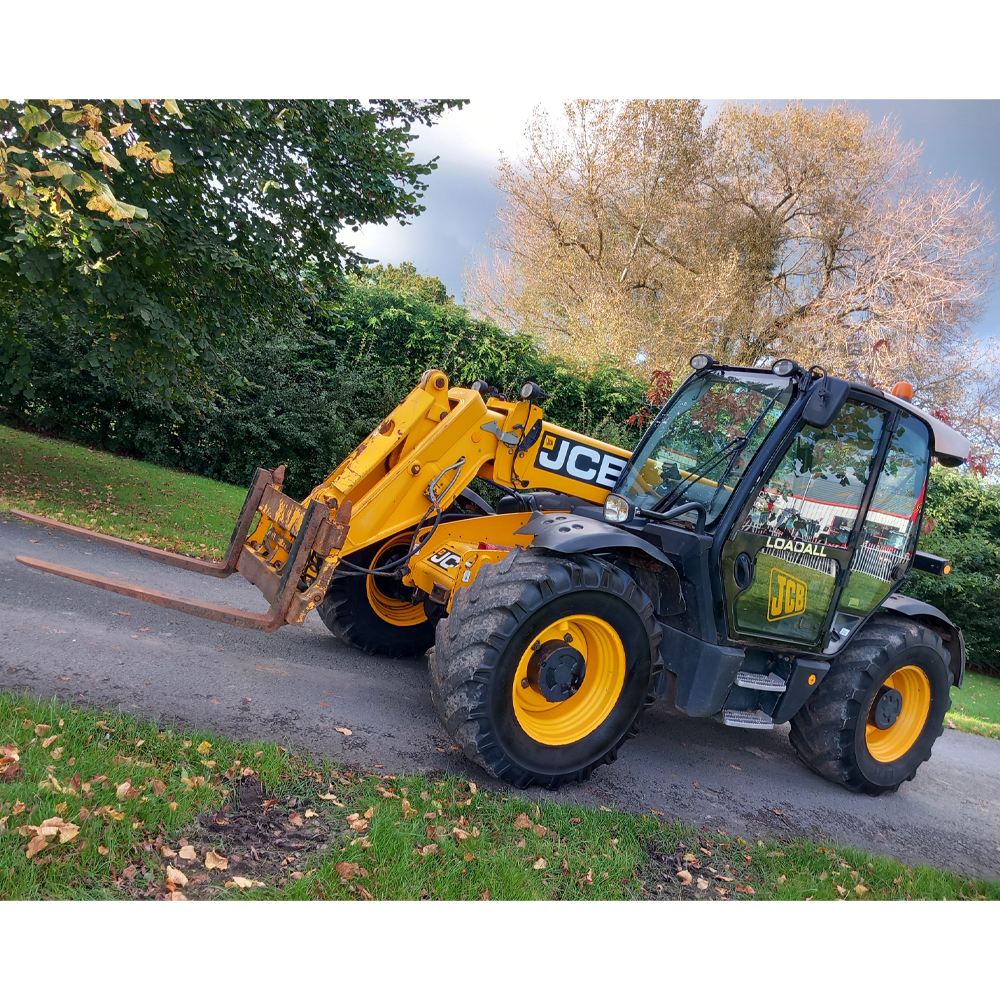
(631, 834, 743, 901)
(108, 775, 349, 900)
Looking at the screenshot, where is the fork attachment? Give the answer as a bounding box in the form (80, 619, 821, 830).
(13, 466, 352, 631)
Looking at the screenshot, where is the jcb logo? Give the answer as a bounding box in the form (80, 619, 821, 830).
(429, 548, 462, 571)
(534, 432, 627, 488)
(767, 568, 808, 621)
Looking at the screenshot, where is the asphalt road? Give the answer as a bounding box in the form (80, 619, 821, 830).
(2, 514, 999, 878)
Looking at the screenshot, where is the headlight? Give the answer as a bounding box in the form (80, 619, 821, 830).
(604, 494, 633, 523)
(690, 353, 714, 371)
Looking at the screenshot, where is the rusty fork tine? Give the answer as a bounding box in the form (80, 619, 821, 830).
(9, 467, 275, 578)
(13, 555, 285, 630)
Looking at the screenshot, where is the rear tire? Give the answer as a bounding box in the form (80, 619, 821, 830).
(318, 533, 436, 658)
(789, 615, 952, 795)
(428, 548, 662, 789)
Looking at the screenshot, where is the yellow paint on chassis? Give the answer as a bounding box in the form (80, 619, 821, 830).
(365, 534, 428, 627)
(405, 512, 539, 603)
(865, 665, 932, 762)
(511, 615, 627, 746)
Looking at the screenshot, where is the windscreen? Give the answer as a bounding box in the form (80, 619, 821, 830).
(617, 370, 794, 526)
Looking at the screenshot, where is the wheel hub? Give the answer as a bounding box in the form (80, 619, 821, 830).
(526, 640, 587, 702)
(872, 687, 904, 730)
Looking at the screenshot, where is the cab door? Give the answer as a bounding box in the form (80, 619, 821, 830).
(720, 399, 888, 651)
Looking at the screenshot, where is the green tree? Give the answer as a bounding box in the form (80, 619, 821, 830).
(0, 99, 466, 402)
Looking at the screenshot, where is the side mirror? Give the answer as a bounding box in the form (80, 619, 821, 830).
(803, 375, 850, 428)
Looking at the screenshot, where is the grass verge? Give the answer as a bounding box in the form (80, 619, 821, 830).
(2, 692, 998, 901)
(0, 423, 245, 559)
(947, 671, 1000, 740)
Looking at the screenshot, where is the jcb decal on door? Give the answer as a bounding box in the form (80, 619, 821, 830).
(767, 568, 807, 621)
(535, 433, 627, 488)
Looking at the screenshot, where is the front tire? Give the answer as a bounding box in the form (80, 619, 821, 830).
(318, 533, 436, 658)
(789, 615, 952, 795)
(428, 549, 662, 789)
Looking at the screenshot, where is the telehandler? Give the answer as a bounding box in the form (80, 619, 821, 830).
(14, 356, 968, 795)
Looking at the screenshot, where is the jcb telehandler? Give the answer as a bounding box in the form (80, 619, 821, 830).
(14, 356, 968, 795)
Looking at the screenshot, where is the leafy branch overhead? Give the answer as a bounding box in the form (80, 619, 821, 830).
(0, 99, 178, 260)
(0, 98, 466, 401)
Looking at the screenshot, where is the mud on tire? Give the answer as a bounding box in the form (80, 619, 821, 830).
(428, 548, 663, 789)
(789, 614, 952, 795)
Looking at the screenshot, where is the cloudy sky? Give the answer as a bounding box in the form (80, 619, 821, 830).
(347, 99, 1000, 342)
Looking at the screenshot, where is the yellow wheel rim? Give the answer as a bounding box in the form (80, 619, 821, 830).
(865, 665, 931, 762)
(365, 534, 428, 628)
(512, 614, 627, 746)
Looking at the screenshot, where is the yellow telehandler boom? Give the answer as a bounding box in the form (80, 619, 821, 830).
(14, 369, 626, 630)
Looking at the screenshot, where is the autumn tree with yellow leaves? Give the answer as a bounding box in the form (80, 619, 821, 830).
(470, 100, 998, 453)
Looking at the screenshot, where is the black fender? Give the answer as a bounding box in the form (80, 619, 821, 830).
(515, 509, 672, 565)
(880, 593, 966, 688)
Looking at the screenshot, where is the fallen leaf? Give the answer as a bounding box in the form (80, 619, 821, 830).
(452, 827, 471, 841)
(676, 869, 692, 885)
(97, 845, 109, 856)
(25, 835, 50, 859)
(533, 857, 547, 870)
(205, 850, 228, 870)
(468, 782, 477, 795)
(34, 724, 51, 736)
(304, 809, 318, 819)
(947, 720, 957, 730)
(363, 806, 374, 819)
(196, 741, 212, 755)
(419, 790, 431, 801)
(401, 799, 417, 819)
(165, 865, 188, 887)
(226, 876, 264, 889)
(714, 875, 734, 882)
(115, 779, 132, 800)
(334, 727, 353, 736)
(160, 845, 177, 858)
(513, 813, 531, 830)
(166, 891, 188, 901)
(737, 885, 756, 895)
(532, 824, 547, 838)
(41, 734, 59, 748)
(776, 875, 787, 884)
(288, 812, 304, 827)
(696, 877, 710, 890)
(855, 884, 868, 895)
(151, 779, 166, 796)
(178, 845, 197, 860)
(336, 861, 361, 878)
(319, 793, 344, 805)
